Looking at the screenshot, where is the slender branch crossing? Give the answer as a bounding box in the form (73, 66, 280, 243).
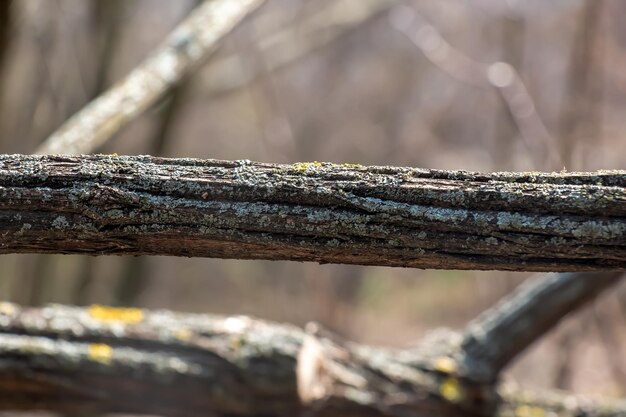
(461, 272, 624, 382)
(34, 0, 267, 155)
(0, 154, 625, 271)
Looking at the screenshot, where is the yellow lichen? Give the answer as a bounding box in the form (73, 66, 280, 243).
(515, 405, 546, 417)
(292, 161, 360, 171)
(89, 305, 144, 324)
(230, 335, 246, 349)
(175, 328, 192, 341)
(88, 343, 113, 364)
(0, 302, 16, 316)
(439, 378, 464, 403)
(433, 356, 457, 374)
(292, 161, 323, 172)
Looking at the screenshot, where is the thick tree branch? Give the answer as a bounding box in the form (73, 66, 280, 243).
(0, 302, 624, 417)
(34, 0, 267, 155)
(461, 272, 624, 383)
(0, 154, 625, 271)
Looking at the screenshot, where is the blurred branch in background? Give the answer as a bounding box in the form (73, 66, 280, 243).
(461, 272, 624, 383)
(592, 293, 626, 394)
(35, 0, 268, 155)
(195, 0, 396, 98)
(0, 272, 622, 416)
(389, 4, 562, 171)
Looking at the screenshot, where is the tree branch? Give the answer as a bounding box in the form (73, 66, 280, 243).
(0, 154, 625, 271)
(34, 0, 267, 155)
(0, 302, 624, 417)
(461, 272, 624, 383)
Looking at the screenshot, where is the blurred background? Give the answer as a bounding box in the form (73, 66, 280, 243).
(0, 0, 625, 398)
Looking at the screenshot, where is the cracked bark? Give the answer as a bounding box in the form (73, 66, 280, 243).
(0, 155, 626, 271)
(0, 154, 625, 271)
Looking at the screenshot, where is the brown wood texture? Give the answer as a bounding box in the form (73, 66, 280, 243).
(0, 294, 624, 417)
(0, 154, 625, 271)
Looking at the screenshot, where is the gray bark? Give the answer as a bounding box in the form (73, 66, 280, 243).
(0, 154, 625, 271)
(0, 293, 624, 417)
(461, 272, 624, 383)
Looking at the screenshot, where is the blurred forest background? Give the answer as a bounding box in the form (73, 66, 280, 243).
(0, 0, 625, 399)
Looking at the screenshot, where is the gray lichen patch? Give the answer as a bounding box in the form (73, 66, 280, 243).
(13, 223, 32, 237)
(52, 216, 70, 229)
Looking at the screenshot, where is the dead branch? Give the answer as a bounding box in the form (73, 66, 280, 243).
(0, 154, 625, 271)
(461, 272, 624, 383)
(0, 275, 624, 417)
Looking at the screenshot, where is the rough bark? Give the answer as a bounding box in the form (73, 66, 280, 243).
(0, 296, 624, 417)
(0, 154, 625, 271)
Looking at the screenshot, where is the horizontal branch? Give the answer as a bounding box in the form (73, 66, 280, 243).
(0, 303, 624, 417)
(1, 154, 625, 271)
